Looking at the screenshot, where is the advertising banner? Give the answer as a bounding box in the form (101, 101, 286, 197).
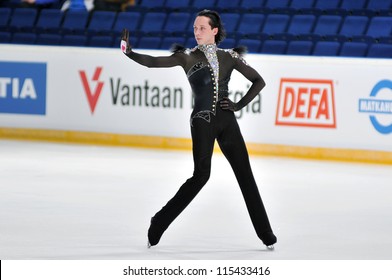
(0, 61, 47, 115)
(0, 44, 391, 160)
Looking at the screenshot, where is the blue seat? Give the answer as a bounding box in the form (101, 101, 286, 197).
(215, 0, 241, 11)
(11, 32, 36, 44)
(0, 8, 12, 31)
(218, 38, 236, 49)
(237, 14, 264, 35)
(366, 17, 392, 38)
(313, 41, 340, 56)
(163, 12, 191, 35)
(89, 35, 114, 48)
(314, 0, 340, 9)
(290, 0, 315, 9)
(322, 0, 365, 16)
(267, 7, 296, 15)
(367, 43, 392, 58)
(313, 15, 343, 36)
(35, 9, 63, 33)
(9, 8, 37, 32)
(287, 14, 316, 35)
(62, 34, 87, 46)
(262, 14, 290, 35)
(220, 13, 241, 34)
(0, 31, 11, 43)
(316, 1, 346, 15)
(61, 10, 89, 34)
(186, 37, 197, 48)
(286, 40, 313, 55)
(164, 0, 192, 11)
(191, 0, 217, 10)
(87, 11, 116, 35)
(137, 37, 162, 49)
(261, 40, 287, 54)
(137, 0, 166, 11)
(339, 16, 369, 37)
(340, 0, 367, 10)
(339, 42, 368, 57)
(161, 36, 186, 49)
(139, 12, 167, 35)
(237, 39, 261, 53)
(112, 12, 142, 36)
(366, 0, 392, 10)
(240, 0, 266, 12)
(264, 0, 290, 9)
(36, 34, 62, 46)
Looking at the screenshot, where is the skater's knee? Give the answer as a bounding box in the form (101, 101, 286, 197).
(199, 171, 210, 185)
(191, 169, 210, 186)
(194, 156, 211, 185)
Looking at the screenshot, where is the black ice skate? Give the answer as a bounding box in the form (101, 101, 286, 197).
(147, 217, 166, 248)
(261, 231, 277, 250)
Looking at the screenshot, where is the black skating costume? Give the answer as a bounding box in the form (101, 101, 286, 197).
(124, 43, 277, 247)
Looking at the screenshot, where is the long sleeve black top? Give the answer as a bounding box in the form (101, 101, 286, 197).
(124, 44, 266, 122)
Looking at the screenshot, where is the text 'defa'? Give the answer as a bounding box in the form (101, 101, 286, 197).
(275, 78, 336, 128)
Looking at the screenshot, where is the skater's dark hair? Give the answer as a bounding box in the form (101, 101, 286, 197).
(197, 9, 226, 45)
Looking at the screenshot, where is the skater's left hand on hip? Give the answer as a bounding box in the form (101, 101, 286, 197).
(220, 97, 239, 112)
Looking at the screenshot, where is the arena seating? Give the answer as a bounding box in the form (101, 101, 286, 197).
(0, 0, 391, 58)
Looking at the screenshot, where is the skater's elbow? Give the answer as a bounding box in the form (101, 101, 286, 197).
(254, 76, 266, 92)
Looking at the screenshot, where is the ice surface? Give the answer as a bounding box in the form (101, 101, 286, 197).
(1, 140, 392, 260)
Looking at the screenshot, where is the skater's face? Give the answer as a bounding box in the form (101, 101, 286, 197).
(193, 16, 218, 45)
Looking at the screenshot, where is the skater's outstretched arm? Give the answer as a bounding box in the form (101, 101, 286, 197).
(121, 29, 186, 68)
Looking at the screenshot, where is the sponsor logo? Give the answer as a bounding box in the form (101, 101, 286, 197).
(0, 62, 46, 115)
(276, 78, 336, 128)
(358, 80, 392, 134)
(78, 67, 261, 119)
(79, 67, 104, 114)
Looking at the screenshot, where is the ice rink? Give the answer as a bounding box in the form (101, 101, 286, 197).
(1, 139, 392, 260)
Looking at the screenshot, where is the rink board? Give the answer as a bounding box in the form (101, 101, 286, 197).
(0, 44, 391, 163)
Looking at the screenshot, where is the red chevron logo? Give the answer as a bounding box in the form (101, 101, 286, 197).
(79, 67, 104, 114)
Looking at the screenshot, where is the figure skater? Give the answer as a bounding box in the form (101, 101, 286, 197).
(121, 9, 277, 250)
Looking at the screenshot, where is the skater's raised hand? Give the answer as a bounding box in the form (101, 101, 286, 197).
(121, 28, 131, 54)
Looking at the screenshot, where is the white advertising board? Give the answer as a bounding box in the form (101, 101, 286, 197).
(0, 44, 391, 159)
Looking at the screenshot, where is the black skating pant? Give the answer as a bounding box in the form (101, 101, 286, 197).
(152, 107, 274, 243)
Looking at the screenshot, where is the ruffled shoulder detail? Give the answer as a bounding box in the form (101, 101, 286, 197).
(170, 44, 187, 53)
(222, 46, 249, 65)
(232, 46, 248, 56)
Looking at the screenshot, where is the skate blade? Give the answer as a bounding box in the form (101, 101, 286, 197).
(267, 245, 275, 250)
